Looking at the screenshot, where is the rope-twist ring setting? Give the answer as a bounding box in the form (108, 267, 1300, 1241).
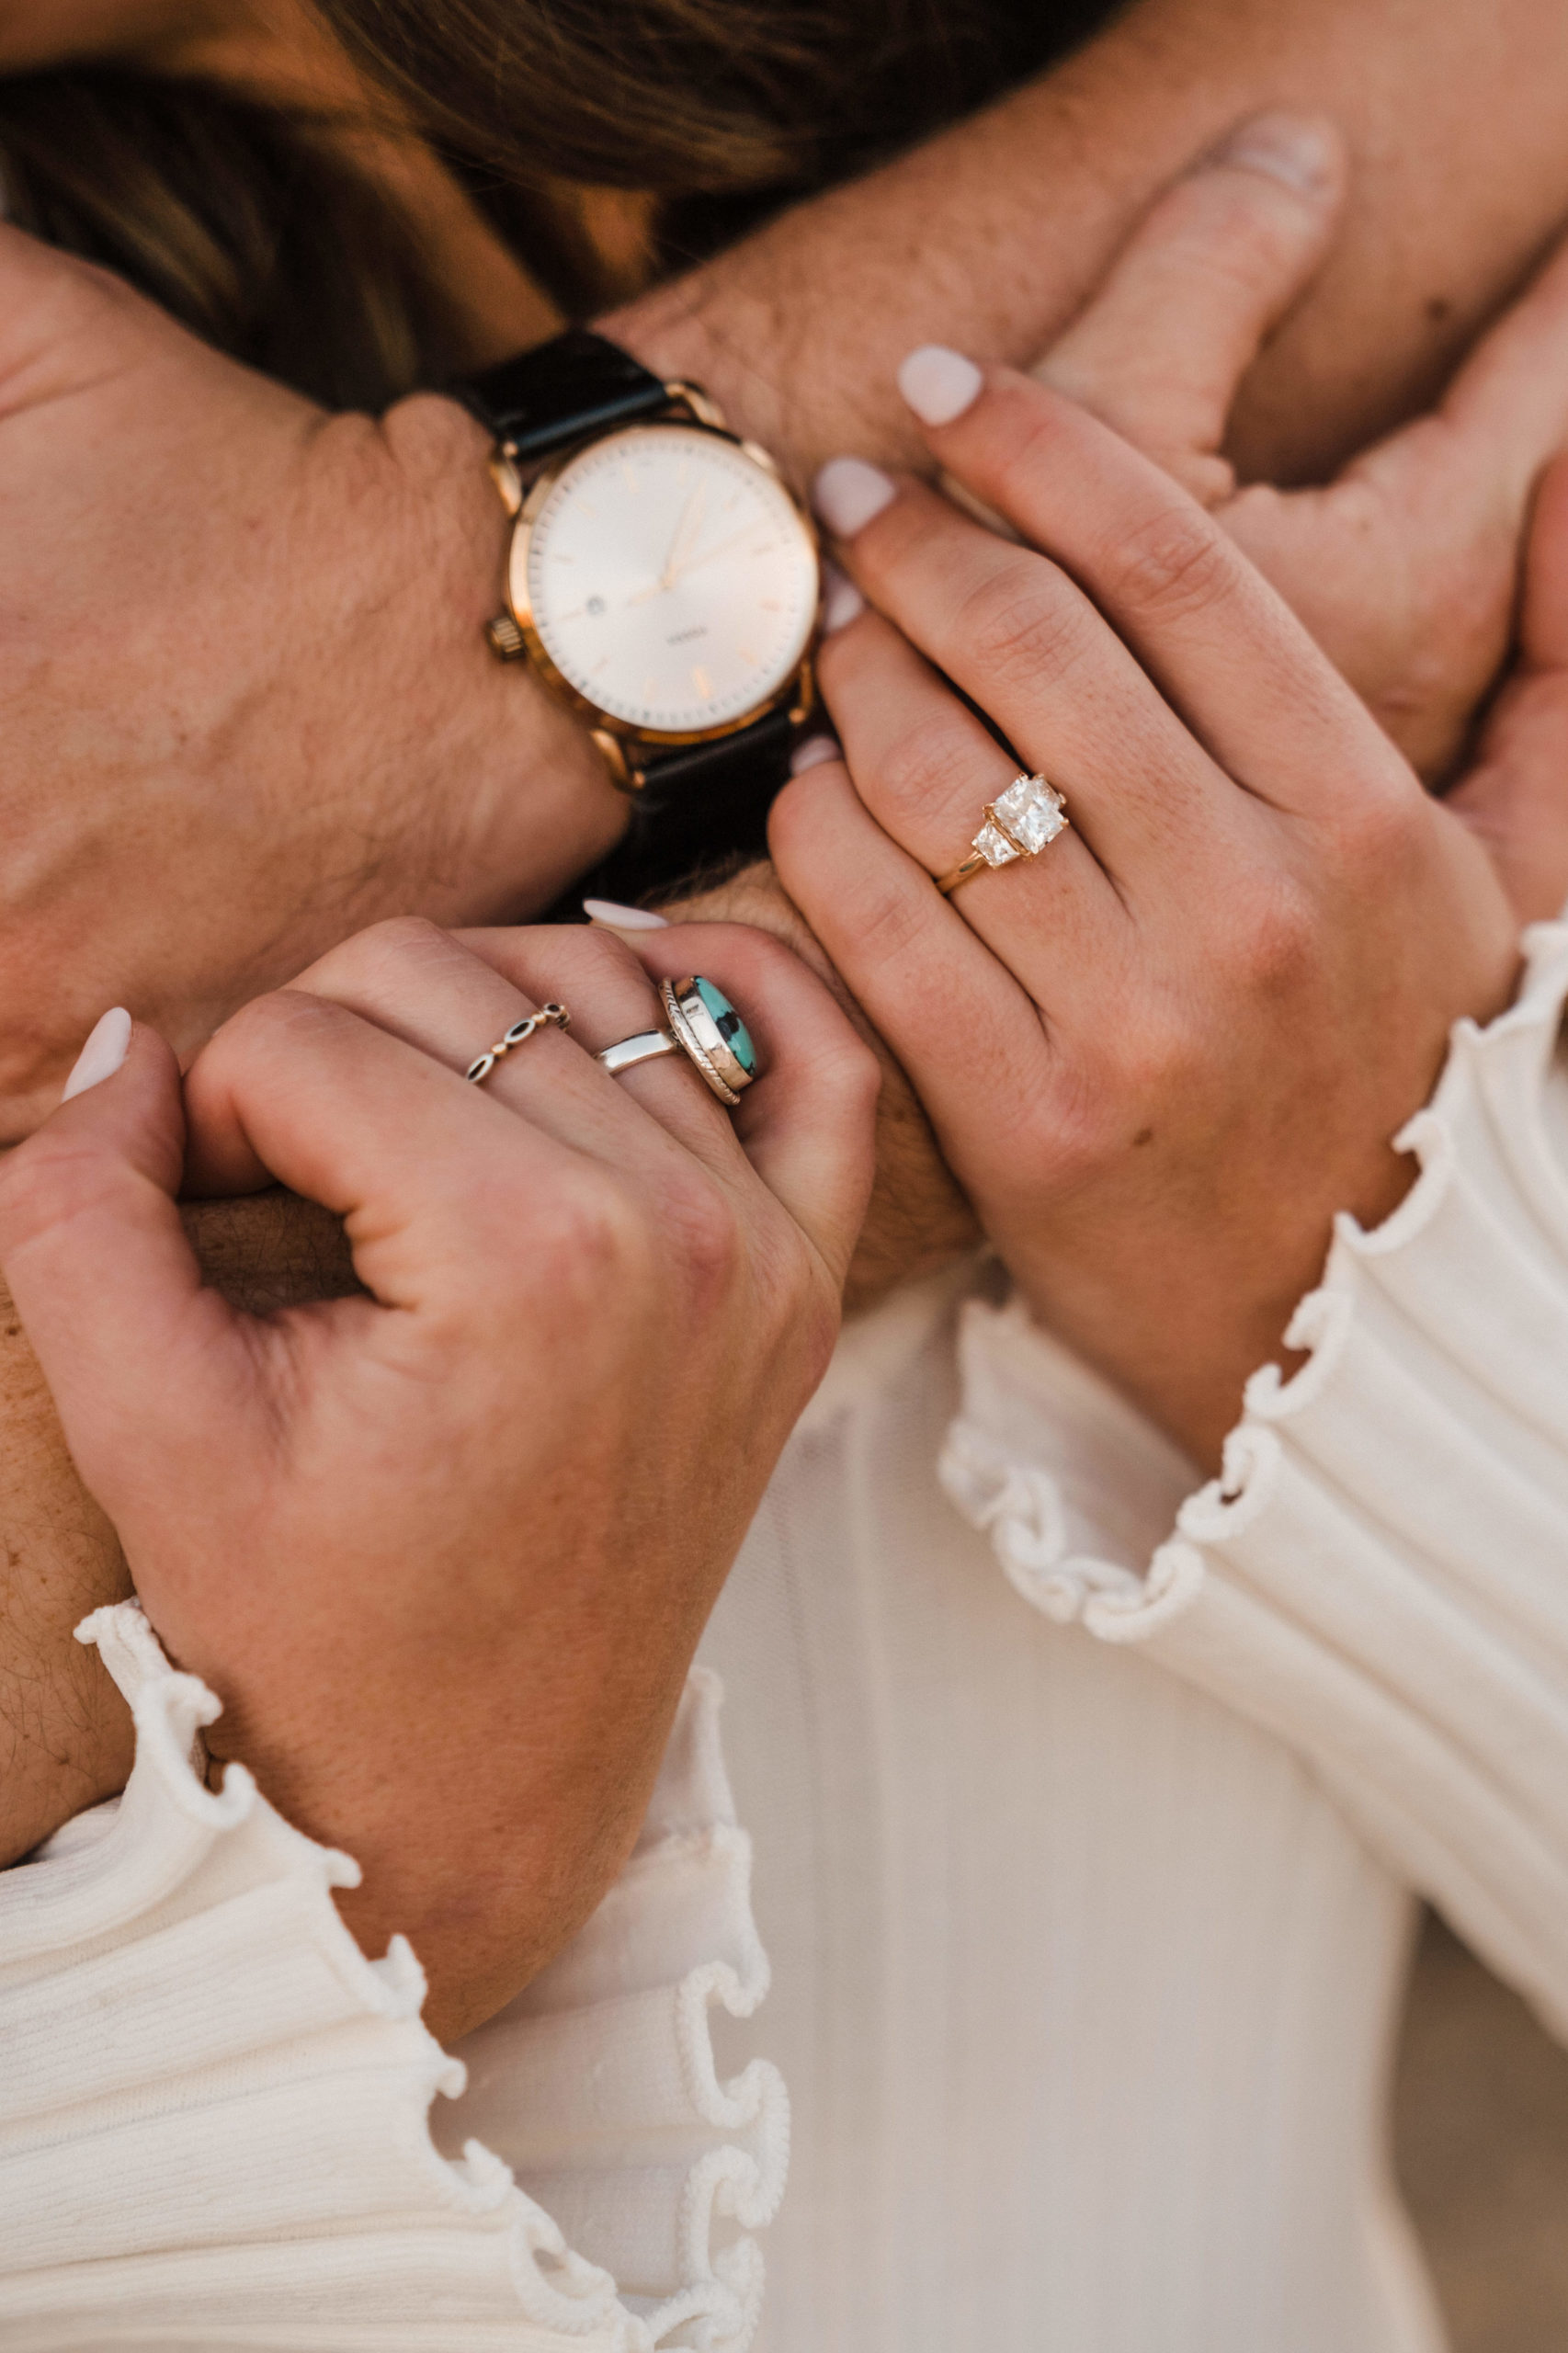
(466, 1001, 570, 1085)
(936, 773, 1068, 896)
(597, 975, 758, 1108)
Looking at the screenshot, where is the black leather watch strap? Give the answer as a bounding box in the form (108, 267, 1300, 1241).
(560, 707, 799, 912)
(449, 327, 672, 467)
(632, 706, 799, 809)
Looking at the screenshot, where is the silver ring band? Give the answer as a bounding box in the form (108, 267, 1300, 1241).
(597, 975, 757, 1108)
(597, 1029, 680, 1078)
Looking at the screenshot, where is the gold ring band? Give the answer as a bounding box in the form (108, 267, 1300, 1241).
(936, 773, 1068, 895)
(466, 1001, 570, 1085)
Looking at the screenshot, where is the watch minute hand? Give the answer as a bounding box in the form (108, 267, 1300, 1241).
(659, 483, 708, 589)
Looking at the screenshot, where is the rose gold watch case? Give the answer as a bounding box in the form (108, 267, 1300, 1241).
(494, 388, 820, 779)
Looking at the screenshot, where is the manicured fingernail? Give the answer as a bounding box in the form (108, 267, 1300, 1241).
(584, 898, 669, 931)
(813, 456, 895, 538)
(62, 1006, 132, 1101)
(1214, 111, 1339, 199)
(898, 345, 984, 426)
(821, 561, 864, 632)
(790, 733, 841, 774)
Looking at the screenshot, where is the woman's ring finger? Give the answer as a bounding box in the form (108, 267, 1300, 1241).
(935, 773, 1070, 895)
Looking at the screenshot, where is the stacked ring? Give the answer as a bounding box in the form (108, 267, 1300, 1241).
(466, 1001, 570, 1085)
(597, 976, 758, 1108)
(936, 772, 1068, 895)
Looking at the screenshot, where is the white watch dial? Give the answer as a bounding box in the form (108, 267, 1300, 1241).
(517, 422, 819, 735)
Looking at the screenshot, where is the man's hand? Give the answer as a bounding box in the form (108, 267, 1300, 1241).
(0, 225, 622, 1142)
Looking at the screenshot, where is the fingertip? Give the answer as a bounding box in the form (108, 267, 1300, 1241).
(1209, 110, 1346, 206)
(898, 345, 985, 429)
(61, 1007, 133, 1101)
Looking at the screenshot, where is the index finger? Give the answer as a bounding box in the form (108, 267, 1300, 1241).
(897, 364, 1410, 814)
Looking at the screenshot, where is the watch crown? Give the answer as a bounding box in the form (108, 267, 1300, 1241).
(484, 612, 528, 662)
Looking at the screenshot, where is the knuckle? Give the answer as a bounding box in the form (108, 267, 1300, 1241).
(304, 915, 453, 995)
(1017, 1056, 1122, 1193)
(876, 707, 985, 824)
(1228, 872, 1320, 997)
(658, 1169, 744, 1309)
(1107, 1004, 1204, 1111)
(778, 1254, 842, 1389)
(1330, 780, 1426, 881)
(827, 1027, 884, 1120)
(492, 1168, 651, 1318)
(956, 560, 1096, 691)
(1105, 499, 1234, 625)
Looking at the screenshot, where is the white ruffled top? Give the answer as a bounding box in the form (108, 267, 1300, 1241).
(0, 1605, 785, 2351)
(939, 917, 1568, 2041)
(11, 920, 1568, 2351)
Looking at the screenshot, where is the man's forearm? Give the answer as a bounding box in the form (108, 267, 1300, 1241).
(608, 0, 1568, 490)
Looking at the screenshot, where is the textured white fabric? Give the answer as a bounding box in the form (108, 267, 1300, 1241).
(0, 1605, 785, 2351)
(10, 923, 1568, 2350)
(699, 925, 1568, 2351)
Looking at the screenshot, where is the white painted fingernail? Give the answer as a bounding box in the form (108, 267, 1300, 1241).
(790, 733, 841, 775)
(813, 456, 896, 538)
(1215, 111, 1339, 199)
(584, 898, 669, 931)
(62, 1006, 132, 1101)
(898, 345, 984, 426)
(821, 562, 865, 633)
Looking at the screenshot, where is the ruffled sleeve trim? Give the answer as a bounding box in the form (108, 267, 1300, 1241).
(0, 1602, 783, 2351)
(940, 921, 1568, 2036)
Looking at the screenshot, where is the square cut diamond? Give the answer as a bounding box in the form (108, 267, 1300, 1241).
(974, 818, 1021, 868)
(993, 774, 1066, 855)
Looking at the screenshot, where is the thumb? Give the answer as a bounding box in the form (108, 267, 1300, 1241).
(0, 1013, 244, 1515)
(1032, 112, 1345, 505)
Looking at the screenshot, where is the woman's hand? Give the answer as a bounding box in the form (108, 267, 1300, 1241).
(0, 917, 875, 2039)
(776, 365, 1519, 1465)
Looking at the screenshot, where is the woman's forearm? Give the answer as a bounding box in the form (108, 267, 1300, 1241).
(609, 0, 1568, 488)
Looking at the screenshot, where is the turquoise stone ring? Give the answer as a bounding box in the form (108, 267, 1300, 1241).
(690, 978, 756, 1079)
(660, 976, 757, 1105)
(596, 973, 759, 1107)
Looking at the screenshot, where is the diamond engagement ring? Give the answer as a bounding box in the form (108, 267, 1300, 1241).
(466, 1001, 570, 1084)
(597, 975, 758, 1108)
(935, 773, 1069, 895)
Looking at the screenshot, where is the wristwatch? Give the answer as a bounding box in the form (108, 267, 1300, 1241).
(450, 329, 820, 886)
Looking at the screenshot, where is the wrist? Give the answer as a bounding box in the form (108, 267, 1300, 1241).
(373, 392, 629, 915)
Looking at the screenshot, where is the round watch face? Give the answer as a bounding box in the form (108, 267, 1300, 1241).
(516, 422, 819, 736)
